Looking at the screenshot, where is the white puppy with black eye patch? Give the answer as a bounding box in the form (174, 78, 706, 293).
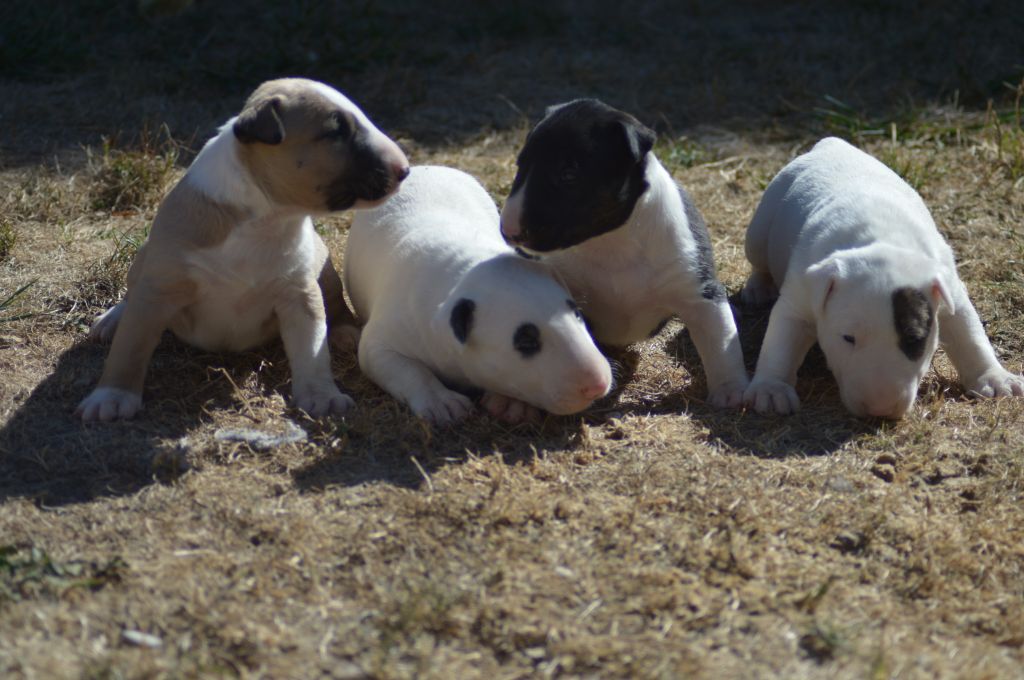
(345, 165, 612, 425)
(77, 78, 409, 422)
(743, 136, 1024, 418)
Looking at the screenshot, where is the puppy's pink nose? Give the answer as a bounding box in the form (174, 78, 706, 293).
(579, 378, 610, 401)
(863, 398, 910, 419)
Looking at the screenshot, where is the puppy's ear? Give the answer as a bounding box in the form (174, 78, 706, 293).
(543, 101, 572, 119)
(929, 271, 956, 315)
(233, 96, 285, 145)
(604, 116, 656, 162)
(450, 298, 475, 344)
(805, 257, 844, 314)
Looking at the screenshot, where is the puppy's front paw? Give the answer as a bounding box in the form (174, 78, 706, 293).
(963, 368, 1024, 399)
(744, 378, 800, 415)
(708, 378, 750, 409)
(481, 392, 543, 424)
(76, 386, 143, 422)
(88, 302, 125, 342)
(410, 388, 474, 425)
(293, 382, 355, 417)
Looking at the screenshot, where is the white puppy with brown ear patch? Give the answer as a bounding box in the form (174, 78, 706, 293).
(77, 78, 409, 422)
(743, 136, 1024, 418)
(345, 166, 612, 425)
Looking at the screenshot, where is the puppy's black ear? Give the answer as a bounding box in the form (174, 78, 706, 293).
(450, 298, 475, 344)
(624, 118, 656, 161)
(233, 96, 285, 145)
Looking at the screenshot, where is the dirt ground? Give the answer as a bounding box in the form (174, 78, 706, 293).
(2, 2, 1024, 678)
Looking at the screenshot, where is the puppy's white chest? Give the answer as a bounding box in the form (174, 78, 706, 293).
(173, 218, 316, 351)
(559, 256, 671, 346)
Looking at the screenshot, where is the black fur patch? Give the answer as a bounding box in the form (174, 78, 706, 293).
(513, 323, 541, 358)
(678, 185, 726, 301)
(323, 126, 396, 211)
(507, 99, 655, 252)
(892, 287, 933, 360)
(450, 298, 475, 344)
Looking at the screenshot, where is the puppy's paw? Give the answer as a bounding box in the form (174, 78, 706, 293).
(740, 271, 779, 307)
(963, 368, 1024, 399)
(88, 302, 125, 342)
(481, 392, 543, 424)
(293, 382, 355, 417)
(708, 378, 750, 409)
(410, 388, 474, 425)
(744, 378, 800, 415)
(329, 324, 362, 353)
(76, 386, 143, 422)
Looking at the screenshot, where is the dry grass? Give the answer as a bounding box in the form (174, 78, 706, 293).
(2, 2, 1024, 678)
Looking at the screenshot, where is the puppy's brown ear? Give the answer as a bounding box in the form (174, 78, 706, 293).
(233, 96, 285, 145)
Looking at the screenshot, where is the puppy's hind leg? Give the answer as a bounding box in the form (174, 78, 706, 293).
(78, 284, 192, 422)
(89, 300, 127, 342)
(740, 270, 779, 307)
(318, 254, 361, 352)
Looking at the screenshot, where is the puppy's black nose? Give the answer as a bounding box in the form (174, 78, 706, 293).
(395, 164, 411, 182)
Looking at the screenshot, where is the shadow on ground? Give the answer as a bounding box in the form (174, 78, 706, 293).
(0, 335, 285, 505)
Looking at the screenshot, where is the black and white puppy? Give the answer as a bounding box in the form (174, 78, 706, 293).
(500, 99, 748, 407)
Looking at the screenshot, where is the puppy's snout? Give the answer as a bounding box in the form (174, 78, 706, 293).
(576, 366, 612, 401)
(500, 220, 524, 243)
(579, 380, 609, 400)
(854, 386, 914, 419)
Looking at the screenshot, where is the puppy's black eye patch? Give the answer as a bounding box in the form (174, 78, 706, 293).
(513, 323, 541, 358)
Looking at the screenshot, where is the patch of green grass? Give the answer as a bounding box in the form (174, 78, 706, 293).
(0, 545, 126, 605)
(877, 145, 936, 191)
(0, 279, 37, 326)
(986, 79, 1024, 183)
(657, 136, 711, 172)
(816, 95, 887, 140)
(0, 220, 15, 261)
(87, 127, 179, 213)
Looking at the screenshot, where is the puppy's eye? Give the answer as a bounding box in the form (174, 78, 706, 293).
(324, 111, 356, 140)
(842, 334, 856, 346)
(513, 323, 541, 358)
(566, 299, 583, 320)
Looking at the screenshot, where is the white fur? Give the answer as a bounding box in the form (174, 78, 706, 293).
(77, 81, 387, 422)
(743, 136, 1024, 417)
(185, 119, 275, 214)
(77, 387, 142, 422)
(502, 155, 749, 408)
(345, 166, 612, 424)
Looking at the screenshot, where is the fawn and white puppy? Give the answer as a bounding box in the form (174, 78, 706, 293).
(345, 165, 612, 425)
(500, 99, 749, 408)
(743, 136, 1024, 418)
(77, 78, 409, 422)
